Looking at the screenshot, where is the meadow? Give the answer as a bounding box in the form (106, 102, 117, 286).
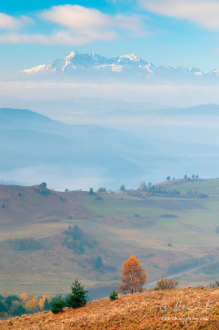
(0, 179, 218, 297)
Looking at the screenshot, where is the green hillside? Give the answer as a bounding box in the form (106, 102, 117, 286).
(0, 179, 218, 298)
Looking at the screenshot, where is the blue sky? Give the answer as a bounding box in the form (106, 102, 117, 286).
(0, 0, 219, 76)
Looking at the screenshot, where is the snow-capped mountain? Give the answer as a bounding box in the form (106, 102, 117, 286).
(18, 51, 219, 83)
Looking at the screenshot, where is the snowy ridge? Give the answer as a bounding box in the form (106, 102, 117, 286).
(18, 51, 218, 82)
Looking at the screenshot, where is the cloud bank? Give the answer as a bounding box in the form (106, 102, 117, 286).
(139, 0, 219, 30)
(0, 13, 32, 30)
(0, 5, 144, 45)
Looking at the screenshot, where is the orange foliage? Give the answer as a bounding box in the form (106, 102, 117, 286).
(20, 293, 28, 305)
(24, 295, 38, 313)
(38, 295, 47, 311)
(118, 255, 147, 294)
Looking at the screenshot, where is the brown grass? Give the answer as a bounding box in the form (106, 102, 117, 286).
(0, 287, 218, 329)
(0, 184, 92, 226)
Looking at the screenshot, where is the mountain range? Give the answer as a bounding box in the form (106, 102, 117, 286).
(17, 51, 219, 83)
(2, 107, 219, 190)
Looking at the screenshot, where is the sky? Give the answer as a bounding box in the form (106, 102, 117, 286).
(0, 0, 219, 77)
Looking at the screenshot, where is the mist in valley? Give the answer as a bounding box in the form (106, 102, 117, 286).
(1, 81, 219, 190)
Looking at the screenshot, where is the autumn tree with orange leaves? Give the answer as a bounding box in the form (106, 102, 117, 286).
(118, 255, 147, 294)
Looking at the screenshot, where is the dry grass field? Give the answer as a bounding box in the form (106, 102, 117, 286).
(0, 287, 218, 329)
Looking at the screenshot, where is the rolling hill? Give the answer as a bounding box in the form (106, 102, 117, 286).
(0, 178, 218, 299)
(0, 287, 218, 329)
(2, 107, 219, 190)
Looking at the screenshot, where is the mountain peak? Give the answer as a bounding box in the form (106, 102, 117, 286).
(17, 51, 219, 83)
(121, 54, 138, 61)
(64, 51, 78, 61)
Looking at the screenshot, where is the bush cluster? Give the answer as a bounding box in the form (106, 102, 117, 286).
(6, 237, 43, 251)
(50, 280, 88, 314)
(62, 225, 96, 254)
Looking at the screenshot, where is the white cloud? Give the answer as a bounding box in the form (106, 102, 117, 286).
(0, 5, 144, 45)
(0, 13, 33, 30)
(0, 29, 117, 45)
(139, 0, 219, 30)
(0, 5, 146, 45)
(41, 5, 143, 31)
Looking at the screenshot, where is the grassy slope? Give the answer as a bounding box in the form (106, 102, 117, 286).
(0, 179, 219, 296)
(0, 288, 218, 329)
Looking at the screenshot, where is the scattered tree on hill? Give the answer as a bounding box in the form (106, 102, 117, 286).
(66, 280, 88, 308)
(65, 188, 69, 192)
(154, 277, 179, 290)
(50, 295, 66, 314)
(62, 225, 95, 254)
(118, 255, 147, 295)
(94, 256, 103, 271)
(184, 175, 187, 179)
(6, 237, 43, 251)
(109, 290, 118, 300)
(192, 174, 195, 179)
(98, 187, 106, 193)
(40, 182, 47, 188)
(120, 184, 126, 191)
(196, 174, 199, 179)
(166, 176, 171, 181)
(148, 182, 152, 187)
(43, 297, 51, 311)
(140, 181, 147, 190)
(208, 280, 219, 288)
(89, 188, 94, 195)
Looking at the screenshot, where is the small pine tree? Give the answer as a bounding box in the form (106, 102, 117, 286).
(66, 280, 88, 308)
(94, 256, 102, 271)
(50, 295, 66, 314)
(109, 290, 118, 300)
(43, 297, 51, 311)
(120, 184, 125, 191)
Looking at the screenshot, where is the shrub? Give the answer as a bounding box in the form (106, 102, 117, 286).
(109, 290, 118, 300)
(7, 237, 43, 251)
(66, 280, 88, 308)
(208, 280, 219, 288)
(154, 277, 178, 290)
(197, 192, 208, 198)
(94, 256, 103, 271)
(120, 184, 126, 191)
(98, 187, 106, 193)
(50, 295, 66, 314)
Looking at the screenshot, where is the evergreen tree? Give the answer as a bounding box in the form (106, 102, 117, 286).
(43, 297, 51, 311)
(50, 295, 66, 314)
(66, 280, 88, 308)
(94, 256, 102, 271)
